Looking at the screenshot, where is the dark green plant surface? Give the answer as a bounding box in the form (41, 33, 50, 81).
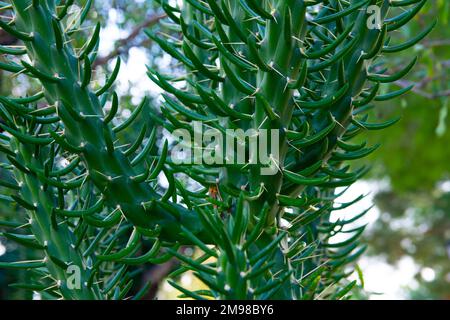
(0, 0, 431, 300)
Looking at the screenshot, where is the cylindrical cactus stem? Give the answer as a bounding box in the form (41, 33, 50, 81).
(9, 137, 101, 299)
(148, 0, 428, 299)
(9, 0, 207, 243)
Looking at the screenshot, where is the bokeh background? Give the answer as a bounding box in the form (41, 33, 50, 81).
(0, 0, 449, 299)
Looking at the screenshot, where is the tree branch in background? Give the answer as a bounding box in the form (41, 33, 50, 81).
(92, 13, 166, 68)
(396, 79, 450, 99)
(395, 63, 450, 100)
(141, 259, 179, 300)
(0, 30, 17, 45)
(391, 57, 450, 100)
(422, 39, 450, 48)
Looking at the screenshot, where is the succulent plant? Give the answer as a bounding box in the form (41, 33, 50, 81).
(0, 0, 431, 300)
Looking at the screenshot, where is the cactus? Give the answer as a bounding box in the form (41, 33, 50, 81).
(0, 0, 431, 300)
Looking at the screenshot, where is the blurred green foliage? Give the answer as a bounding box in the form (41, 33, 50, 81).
(368, 190, 450, 299)
(365, 0, 449, 192)
(361, 0, 450, 300)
